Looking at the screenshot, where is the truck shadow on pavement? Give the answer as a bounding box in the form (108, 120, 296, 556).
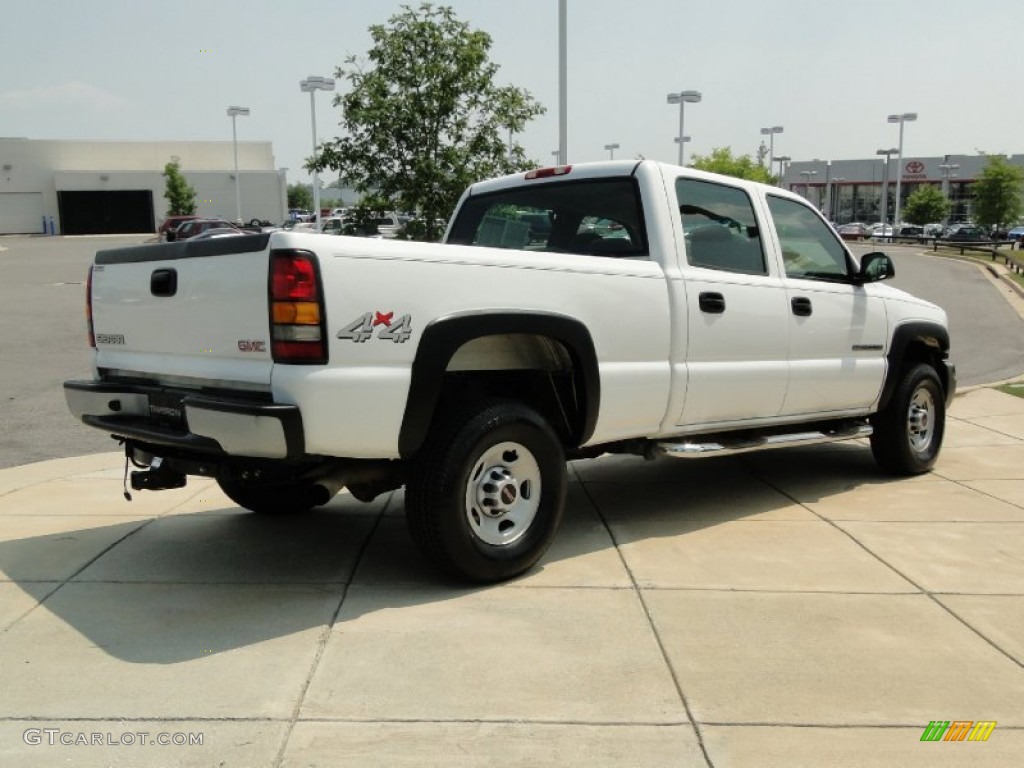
(0, 442, 912, 665)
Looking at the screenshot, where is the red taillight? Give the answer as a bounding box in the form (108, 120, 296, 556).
(86, 265, 95, 348)
(272, 255, 318, 300)
(525, 165, 573, 180)
(270, 250, 326, 364)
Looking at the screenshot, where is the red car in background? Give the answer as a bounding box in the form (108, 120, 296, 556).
(171, 218, 236, 240)
(158, 215, 199, 241)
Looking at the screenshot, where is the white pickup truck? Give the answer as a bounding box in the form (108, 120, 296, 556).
(65, 160, 955, 582)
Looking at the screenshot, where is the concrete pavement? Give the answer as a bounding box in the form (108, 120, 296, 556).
(2, 389, 1024, 766)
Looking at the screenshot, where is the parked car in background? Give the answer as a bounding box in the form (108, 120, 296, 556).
(159, 215, 199, 241)
(1006, 225, 1024, 243)
(837, 222, 869, 240)
(943, 222, 974, 236)
(869, 223, 894, 240)
(280, 219, 315, 231)
(340, 220, 385, 238)
(376, 212, 412, 239)
(172, 218, 235, 240)
(946, 225, 991, 242)
(185, 227, 244, 240)
(318, 216, 346, 235)
(923, 223, 944, 237)
(897, 225, 924, 238)
(240, 218, 280, 234)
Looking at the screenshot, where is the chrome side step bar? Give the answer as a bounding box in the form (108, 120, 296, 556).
(655, 424, 872, 459)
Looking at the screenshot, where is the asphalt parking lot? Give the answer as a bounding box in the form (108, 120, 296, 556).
(2, 387, 1024, 767)
(2, 235, 1024, 766)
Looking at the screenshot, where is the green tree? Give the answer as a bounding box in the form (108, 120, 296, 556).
(689, 147, 775, 184)
(312, 3, 545, 242)
(902, 184, 950, 225)
(972, 155, 1024, 232)
(163, 160, 196, 216)
(287, 183, 313, 211)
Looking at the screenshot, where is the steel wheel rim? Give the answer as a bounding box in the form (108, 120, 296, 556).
(907, 386, 936, 454)
(464, 441, 541, 547)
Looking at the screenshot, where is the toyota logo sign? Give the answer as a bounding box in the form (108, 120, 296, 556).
(906, 161, 925, 174)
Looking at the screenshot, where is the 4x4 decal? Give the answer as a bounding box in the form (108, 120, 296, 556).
(338, 311, 413, 343)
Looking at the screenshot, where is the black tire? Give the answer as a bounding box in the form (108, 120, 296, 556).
(216, 477, 322, 514)
(870, 363, 945, 475)
(405, 400, 567, 583)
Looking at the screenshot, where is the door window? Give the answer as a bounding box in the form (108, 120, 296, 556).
(676, 178, 766, 275)
(767, 195, 851, 281)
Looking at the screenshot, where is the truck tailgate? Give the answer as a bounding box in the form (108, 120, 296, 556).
(90, 234, 274, 389)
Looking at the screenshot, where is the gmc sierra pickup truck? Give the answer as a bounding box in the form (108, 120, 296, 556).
(65, 160, 955, 582)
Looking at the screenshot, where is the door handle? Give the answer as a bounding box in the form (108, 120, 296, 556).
(698, 292, 726, 314)
(791, 296, 812, 316)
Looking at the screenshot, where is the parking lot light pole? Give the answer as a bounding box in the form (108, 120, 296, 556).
(604, 143, 620, 160)
(760, 125, 783, 171)
(300, 76, 335, 229)
(673, 135, 691, 154)
(938, 163, 959, 226)
(226, 106, 250, 223)
(887, 112, 917, 230)
(876, 148, 898, 224)
(667, 90, 701, 165)
(558, 0, 567, 165)
(774, 155, 791, 188)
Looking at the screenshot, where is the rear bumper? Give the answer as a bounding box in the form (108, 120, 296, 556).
(64, 380, 304, 460)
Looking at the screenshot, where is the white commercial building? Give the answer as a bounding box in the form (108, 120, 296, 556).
(0, 138, 287, 235)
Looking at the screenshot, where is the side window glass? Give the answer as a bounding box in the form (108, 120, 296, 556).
(676, 178, 766, 275)
(767, 195, 850, 280)
(447, 178, 648, 258)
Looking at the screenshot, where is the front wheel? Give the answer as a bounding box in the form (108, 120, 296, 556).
(870, 363, 946, 475)
(405, 401, 567, 583)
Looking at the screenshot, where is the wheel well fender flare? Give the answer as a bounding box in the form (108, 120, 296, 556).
(878, 321, 951, 411)
(398, 311, 600, 458)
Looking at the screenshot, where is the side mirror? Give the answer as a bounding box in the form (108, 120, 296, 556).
(857, 251, 895, 283)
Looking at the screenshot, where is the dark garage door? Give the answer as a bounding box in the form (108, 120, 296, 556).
(58, 190, 155, 235)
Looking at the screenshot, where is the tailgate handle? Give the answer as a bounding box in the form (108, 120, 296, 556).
(698, 292, 726, 314)
(151, 268, 177, 297)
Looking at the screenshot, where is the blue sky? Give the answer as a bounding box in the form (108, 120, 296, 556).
(2, 0, 1020, 184)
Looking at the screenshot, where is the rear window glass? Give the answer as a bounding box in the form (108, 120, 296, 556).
(447, 177, 648, 258)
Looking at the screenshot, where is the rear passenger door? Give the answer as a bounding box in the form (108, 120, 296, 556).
(674, 177, 790, 426)
(766, 194, 887, 416)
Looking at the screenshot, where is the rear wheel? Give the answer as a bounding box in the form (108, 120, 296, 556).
(406, 400, 567, 583)
(216, 476, 322, 514)
(871, 363, 945, 475)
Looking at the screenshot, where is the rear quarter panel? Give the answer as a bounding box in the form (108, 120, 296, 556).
(270, 232, 672, 458)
